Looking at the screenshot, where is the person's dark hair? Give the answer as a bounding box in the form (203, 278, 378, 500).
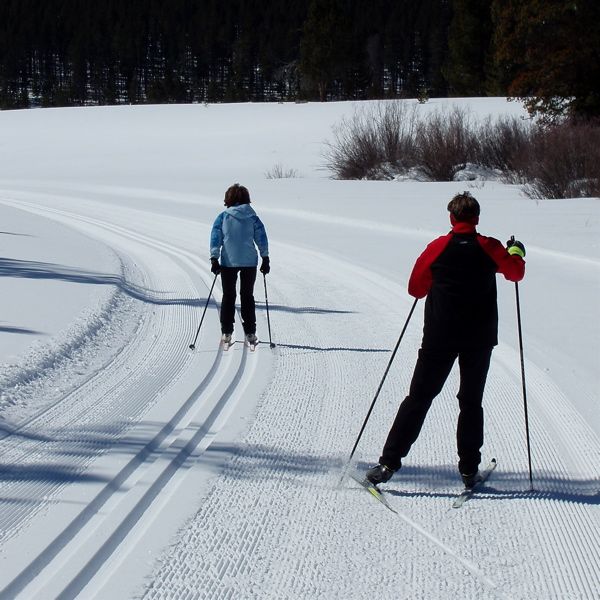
(447, 191, 480, 221)
(224, 183, 251, 207)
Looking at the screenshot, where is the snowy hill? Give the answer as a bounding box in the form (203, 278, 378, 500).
(0, 99, 598, 599)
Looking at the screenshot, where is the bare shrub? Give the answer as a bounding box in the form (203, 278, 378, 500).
(265, 163, 300, 179)
(523, 123, 600, 199)
(374, 101, 419, 173)
(414, 107, 479, 181)
(476, 115, 533, 181)
(323, 111, 380, 179)
(323, 101, 418, 180)
(324, 101, 599, 198)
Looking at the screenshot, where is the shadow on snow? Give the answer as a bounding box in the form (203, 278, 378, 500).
(2, 424, 597, 508)
(0, 258, 352, 316)
(275, 342, 389, 353)
(0, 257, 202, 306)
(0, 324, 42, 335)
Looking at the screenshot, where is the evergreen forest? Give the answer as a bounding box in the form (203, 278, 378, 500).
(1, 0, 598, 120)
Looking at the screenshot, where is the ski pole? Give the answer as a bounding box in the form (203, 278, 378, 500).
(515, 280, 534, 489)
(344, 297, 418, 471)
(263, 273, 276, 348)
(189, 273, 218, 350)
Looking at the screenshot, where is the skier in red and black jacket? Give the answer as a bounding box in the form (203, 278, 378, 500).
(366, 191, 526, 488)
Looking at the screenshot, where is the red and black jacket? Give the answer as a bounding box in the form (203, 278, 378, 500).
(408, 220, 525, 350)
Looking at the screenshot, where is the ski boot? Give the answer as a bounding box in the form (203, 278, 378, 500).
(366, 463, 395, 486)
(461, 471, 482, 488)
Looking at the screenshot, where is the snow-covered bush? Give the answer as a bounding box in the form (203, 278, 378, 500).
(522, 122, 600, 199)
(323, 102, 418, 180)
(413, 107, 478, 181)
(325, 101, 600, 198)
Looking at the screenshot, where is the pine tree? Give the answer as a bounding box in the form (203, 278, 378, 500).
(492, 0, 600, 121)
(443, 0, 494, 96)
(299, 0, 352, 101)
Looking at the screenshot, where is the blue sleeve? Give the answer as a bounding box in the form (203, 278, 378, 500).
(253, 216, 269, 258)
(210, 213, 225, 258)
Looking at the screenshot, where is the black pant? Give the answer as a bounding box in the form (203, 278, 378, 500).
(379, 346, 493, 474)
(220, 266, 257, 335)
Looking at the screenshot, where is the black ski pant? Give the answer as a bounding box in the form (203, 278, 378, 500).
(379, 346, 493, 475)
(220, 266, 257, 335)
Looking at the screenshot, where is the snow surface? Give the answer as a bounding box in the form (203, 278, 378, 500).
(0, 98, 598, 600)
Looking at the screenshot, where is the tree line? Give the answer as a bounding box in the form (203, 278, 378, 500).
(1, 0, 598, 120)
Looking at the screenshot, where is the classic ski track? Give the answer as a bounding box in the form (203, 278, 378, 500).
(0, 198, 192, 532)
(474, 351, 600, 598)
(0, 252, 137, 446)
(0, 198, 264, 599)
(143, 239, 599, 600)
(1, 190, 598, 599)
(141, 243, 505, 600)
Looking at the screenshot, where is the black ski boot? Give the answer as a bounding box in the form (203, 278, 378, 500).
(366, 464, 395, 486)
(461, 471, 482, 488)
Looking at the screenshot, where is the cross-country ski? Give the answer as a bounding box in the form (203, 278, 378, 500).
(349, 473, 398, 514)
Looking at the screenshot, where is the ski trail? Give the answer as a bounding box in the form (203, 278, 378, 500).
(0, 197, 272, 599)
(141, 243, 504, 600)
(1, 187, 598, 599)
(0, 199, 196, 539)
(142, 238, 599, 600)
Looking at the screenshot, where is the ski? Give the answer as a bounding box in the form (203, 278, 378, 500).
(245, 336, 258, 351)
(222, 341, 234, 351)
(349, 474, 397, 514)
(452, 458, 497, 509)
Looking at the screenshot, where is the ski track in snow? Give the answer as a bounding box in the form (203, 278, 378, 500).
(0, 187, 598, 600)
(0, 195, 269, 599)
(141, 238, 600, 599)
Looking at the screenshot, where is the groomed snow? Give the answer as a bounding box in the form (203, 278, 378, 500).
(0, 99, 598, 600)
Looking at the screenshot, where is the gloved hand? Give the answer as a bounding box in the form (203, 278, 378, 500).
(210, 257, 221, 274)
(506, 237, 526, 258)
(260, 256, 270, 274)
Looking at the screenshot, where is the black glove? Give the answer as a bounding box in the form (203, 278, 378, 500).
(260, 256, 270, 274)
(506, 237, 526, 258)
(210, 257, 221, 274)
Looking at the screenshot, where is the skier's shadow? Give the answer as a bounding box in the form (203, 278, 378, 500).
(353, 462, 600, 505)
(380, 480, 600, 506)
(275, 342, 390, 354)
(383, 486, 600, 506)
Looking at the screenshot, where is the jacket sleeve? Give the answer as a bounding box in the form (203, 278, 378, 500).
(210, 213, 224, 259)
(408, 235, 452, 298)
(253, 216, 269, 258)
(477, 235, 525, 282)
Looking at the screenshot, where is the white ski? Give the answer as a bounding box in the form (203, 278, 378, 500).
(349, 474, 397, 514)
(452, 458, 497, 509)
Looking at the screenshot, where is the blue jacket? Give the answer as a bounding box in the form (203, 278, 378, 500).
(210, 203, 269, 267)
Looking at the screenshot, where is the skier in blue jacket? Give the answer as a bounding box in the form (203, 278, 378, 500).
(210, 184, 270, 346)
